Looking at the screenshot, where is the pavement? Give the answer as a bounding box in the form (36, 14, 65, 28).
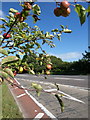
(8, 74, 89, 119)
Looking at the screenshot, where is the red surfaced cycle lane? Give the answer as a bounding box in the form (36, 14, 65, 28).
(8, 79, 56, 119)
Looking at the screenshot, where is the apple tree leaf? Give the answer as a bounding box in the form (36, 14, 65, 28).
(3, 68, 14, 78)
(63, 29, 72, 33)
(60, 25, 65, 29)
(0, 47, 8, 56)
(75, 4, 86, 25)
(31, 83, 42, 97)
(0, 18, 7, 23)
(0, 70, 10, 79)
(32, 4, 41, 16)
(51, 29, 59, 32)
(1, 56, 19, 65)
(9, 8, 18, 13)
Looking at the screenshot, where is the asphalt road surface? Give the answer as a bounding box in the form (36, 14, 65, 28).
(15, 74, 89, 118)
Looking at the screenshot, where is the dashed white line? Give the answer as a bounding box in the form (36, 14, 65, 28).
(17, 93, 26, 98)
(33, 113, 44, 120)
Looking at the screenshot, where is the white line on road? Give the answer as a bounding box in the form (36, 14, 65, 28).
(25, 90, 58, 119)
(17, 93, 26, 98)
(44, 89, 85, 104)
(54, 77, 85, 81)
(33, 113, 44, 120)
(58, 90, 85, 104)
(17, 78, 89, 91)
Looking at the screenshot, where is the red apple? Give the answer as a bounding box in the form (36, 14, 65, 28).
(14, 12, 21, 18)
(46, 64, 52, 70)
(61, 7, 71, 17)
(60, 0, 70, 9)
(54, 7, 62, 17)
(3, 33, 11, 39)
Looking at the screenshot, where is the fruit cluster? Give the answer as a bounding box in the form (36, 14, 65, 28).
(46, 64, 52, 75)
(54, 0, 71, 17)
(14, 2, 33, 22)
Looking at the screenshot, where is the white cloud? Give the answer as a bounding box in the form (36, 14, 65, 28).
(50, 52, 83, 62)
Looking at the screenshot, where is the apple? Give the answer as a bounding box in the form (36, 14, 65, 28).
(61, 7, 71, 17)
(46, 64, 52, 70)
(19, 67, 23, 73)
(60, 0, 70, 9)
(46, 70, 50, 75)
(13, 71, 17, 76)
(14, 12, 21, 18)
(54, 7, 62, 17)
(3, 33, 11, 39)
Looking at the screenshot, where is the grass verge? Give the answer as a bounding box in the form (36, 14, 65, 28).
(2, 82, 23, 119)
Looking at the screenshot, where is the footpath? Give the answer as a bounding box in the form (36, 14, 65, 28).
(8, 79, 56, 120)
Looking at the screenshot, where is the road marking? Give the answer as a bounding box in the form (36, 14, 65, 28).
(14, 79, 20, 85)
(17, 93, 26, 98)
(17, 78, 89, 91)
(44, 89, 57, 92)
(54, 77, 85, 81)
(33, 113, 44, 120)
(44, 89, 85, 104)
(58, 90, 85, 104)
(14, 87, 18, 89)
(25, 90, 58, 119)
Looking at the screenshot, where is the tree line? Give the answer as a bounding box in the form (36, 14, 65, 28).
(19, 51, 89, 75)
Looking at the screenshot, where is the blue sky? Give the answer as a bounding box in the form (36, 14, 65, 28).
(0, 2, 89, 62)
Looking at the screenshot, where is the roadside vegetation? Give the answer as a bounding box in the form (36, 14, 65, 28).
(2, 82, 23, 119)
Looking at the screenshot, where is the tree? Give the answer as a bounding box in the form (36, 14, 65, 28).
(0, 1, 89, 114)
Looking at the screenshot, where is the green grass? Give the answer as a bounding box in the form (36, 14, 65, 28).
(2, 82, 23, 119)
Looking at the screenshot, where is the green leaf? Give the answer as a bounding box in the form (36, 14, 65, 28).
(32, 4, 41, 15)
(0, 18, 7, 23)
(9, 12, 14, 17)
(63, 29, 72, 33)
(55, 94, 64, 112)
(0, 24, 6, 29)
(0, 47, 8, 56)
(9, 8, 18, 13)
(0, 35, 4, 39)
(51, 29, 59, 32)
(3, 68, 14, 78)
(29, 69, 35, 74)
(31, 83, 42, 96)
(1, 56, 19, 65)
(60, 25, 64, 29)
(75, 4, 86, 25)
(0, 70, 9, 79)
(57, 34, 61, 41)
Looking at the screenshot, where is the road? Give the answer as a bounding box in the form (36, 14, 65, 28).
(15, 74, 89, 118)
